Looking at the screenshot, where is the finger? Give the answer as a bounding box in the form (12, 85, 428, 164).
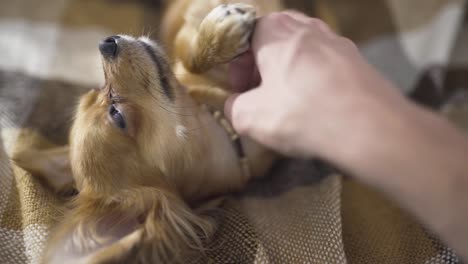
(224, 88, 266, 134)
(282, 10, 311, 24)
(228, 51, 260, 92)
(251, 12, 328, 75)
(225, 88, 285, 152)
(254, 12, 302, 35)
(283, 10, 334, 34)
(250, 13, 302, 76)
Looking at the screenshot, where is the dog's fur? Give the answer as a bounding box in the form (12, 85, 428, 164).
(14, 1, 283, 263)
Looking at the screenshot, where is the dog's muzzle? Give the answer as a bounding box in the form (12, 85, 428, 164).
(99, 35, 120, 59)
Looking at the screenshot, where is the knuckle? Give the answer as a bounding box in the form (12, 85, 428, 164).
(305, 17, 331, 31)
(308, 17, 325, 26)
(266, 12, 293, 25)
(338, 36, 357, 49)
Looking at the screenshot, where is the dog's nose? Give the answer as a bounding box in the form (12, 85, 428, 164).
(99, 35, 121, 59)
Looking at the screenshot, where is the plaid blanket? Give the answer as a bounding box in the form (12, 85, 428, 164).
(0, 0, 467, 263)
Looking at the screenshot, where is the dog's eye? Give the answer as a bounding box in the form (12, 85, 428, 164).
(109, 105, 126, 130)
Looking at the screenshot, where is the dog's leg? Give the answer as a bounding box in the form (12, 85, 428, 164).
(188, 84, 231, 109)
(180, 3, 256, 74)
(176, 3, 256, 108)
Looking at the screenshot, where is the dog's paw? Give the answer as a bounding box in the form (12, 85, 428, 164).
(199, 3, 256, 60)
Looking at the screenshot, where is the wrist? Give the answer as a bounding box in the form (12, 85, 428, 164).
(321, 97, 428, 181)
(341, 99, 468, 191)
(342, 101, 468, 257)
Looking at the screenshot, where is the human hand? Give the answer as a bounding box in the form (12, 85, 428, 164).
(226, 12, 468, 260)
(225, 11, 412, 161)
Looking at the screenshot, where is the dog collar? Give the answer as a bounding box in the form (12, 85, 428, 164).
(204, 105, 251, 179)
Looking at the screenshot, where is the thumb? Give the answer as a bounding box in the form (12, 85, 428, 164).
(224, 88, 266, 135)
(224, 93, 240, 122)
(228, 51, 260, 93)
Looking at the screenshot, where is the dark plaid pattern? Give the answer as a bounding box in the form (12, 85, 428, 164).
(0, 0, 466, 263)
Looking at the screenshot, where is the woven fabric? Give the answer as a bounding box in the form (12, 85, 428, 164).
(0, 0, 467, 263)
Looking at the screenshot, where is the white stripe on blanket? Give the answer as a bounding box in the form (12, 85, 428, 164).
(23, 224, 48, 264)
(0, 228, 27, 264)
(360, 1, 465, 93)
(0, 224, 49, 264)
(0, 133, 13, 220)
(391, 0, 466, 69)
(0, 19, 108, 87)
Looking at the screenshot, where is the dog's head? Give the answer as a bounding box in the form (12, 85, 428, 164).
(11, 35, 219, 264)
(39, 37, 217, 264)
(70, 35, 197, 195)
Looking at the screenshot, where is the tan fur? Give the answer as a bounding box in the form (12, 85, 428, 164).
(14, 1, 284, 263)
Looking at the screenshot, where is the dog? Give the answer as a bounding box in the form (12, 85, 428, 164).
(13, 1, 283, 263)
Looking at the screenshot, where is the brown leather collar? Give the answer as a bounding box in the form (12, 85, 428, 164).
(204, 105, 251, 179)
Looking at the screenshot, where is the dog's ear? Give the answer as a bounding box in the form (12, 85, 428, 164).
(42, 187, 215, 263)
(136, 188, 216, 263)
(12, 146, 75, 195)
(42, 200, 143, 264)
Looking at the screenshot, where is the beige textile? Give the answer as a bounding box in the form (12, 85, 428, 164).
(0, 0, 466, 263)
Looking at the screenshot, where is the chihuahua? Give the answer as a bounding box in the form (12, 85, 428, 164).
(14, 1, 282, 263)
